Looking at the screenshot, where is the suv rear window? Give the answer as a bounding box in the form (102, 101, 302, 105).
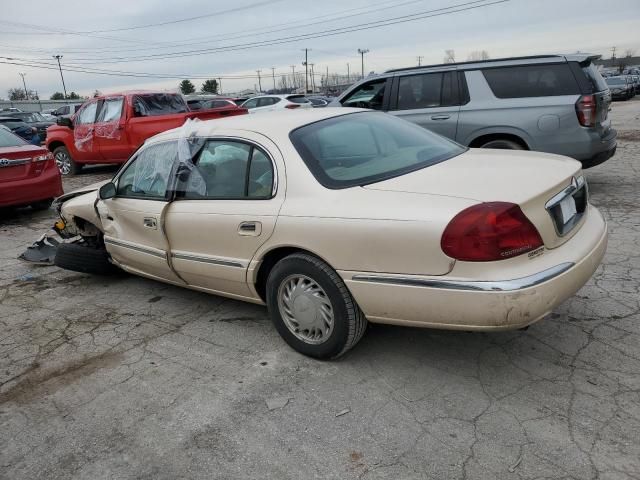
(287, 95, 310, 104)
(482, 64, 580, 98)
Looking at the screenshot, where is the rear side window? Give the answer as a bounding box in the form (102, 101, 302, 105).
(395, 71, 457, 110)
(97, 97, 124, 123)
(0, 127, 26, 147)
(482, 64, 580, 98)
(287, 96, 310, 104)
(133, 94, 188, 117)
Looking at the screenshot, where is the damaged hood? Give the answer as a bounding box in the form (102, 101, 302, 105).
(54, 180, 109, 205)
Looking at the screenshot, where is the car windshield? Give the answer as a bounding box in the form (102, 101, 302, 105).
(606, 78, 625, 85)
(289, 112, 466, 189)
(0, 127, 26, 147)
(0, 119, 26, 129)
(14, 112, 46, 122)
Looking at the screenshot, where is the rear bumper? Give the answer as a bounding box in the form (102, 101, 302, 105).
(0, 164, 63, 208)
(579, 128, 617, 169)
(341, 206, 607, 331)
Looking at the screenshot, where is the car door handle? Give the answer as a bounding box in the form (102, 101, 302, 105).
(238, 221, 262, 236)
(430, 114, 451, 120)
(143, 217, 157, 229)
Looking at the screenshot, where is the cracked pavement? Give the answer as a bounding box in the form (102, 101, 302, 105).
(1, 101, 639, 479)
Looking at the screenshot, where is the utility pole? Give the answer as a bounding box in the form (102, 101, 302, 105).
(290, 65, 296, 91)
(256, 69, 262, 93)
(310, 63, 315, 92)
(52, 55, 68, 99)
(18, 72, 28, 100)
(347, 63, 350, 83)
(218, 77, 222, 95)
(611, 46, 617, 66)
(271, 67, 276, 92)
(302, 48, 310, 94)
(326, 65, 329, 95)
(357, 49, 369, 80)
(416, 55, 424, 66)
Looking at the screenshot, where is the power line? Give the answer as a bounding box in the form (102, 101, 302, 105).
(55, 0, 508, 64)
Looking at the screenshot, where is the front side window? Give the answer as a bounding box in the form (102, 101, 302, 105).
(242, 98, 258, 109)
(76, 102, 98, 125)
(179, 140, 274, 199)
(341, 79, 386, 110)
(290, 112, 465, 189)
(97, 97, 124, 122)
(116, 142, 178, 199)
(482, 64, 580, 98)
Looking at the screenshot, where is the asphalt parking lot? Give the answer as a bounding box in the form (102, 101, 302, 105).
(1, 100, 639, 480)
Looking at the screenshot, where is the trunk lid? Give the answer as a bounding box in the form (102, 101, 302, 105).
(363, 149, 585, 249)
(0, 144, 49, 183)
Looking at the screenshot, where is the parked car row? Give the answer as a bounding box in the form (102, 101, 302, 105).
(605, 75, 639, 100)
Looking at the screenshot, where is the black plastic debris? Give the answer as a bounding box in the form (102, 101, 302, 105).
(19, 234, 61, 265)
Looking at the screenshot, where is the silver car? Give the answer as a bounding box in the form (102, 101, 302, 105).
(331, 54, 616, 168)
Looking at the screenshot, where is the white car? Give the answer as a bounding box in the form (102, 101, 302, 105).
(241, 94, 312, 113)
(52, 109, 606, 359)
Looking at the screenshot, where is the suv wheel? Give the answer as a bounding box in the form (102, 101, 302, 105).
(479, 139, 525, 150)
(266, 253, 367, 359)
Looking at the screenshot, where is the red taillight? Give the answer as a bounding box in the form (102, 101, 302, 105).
(441, 202, 543, 262)
(576, 94, 596, 127)
(285, 104, 301, 109)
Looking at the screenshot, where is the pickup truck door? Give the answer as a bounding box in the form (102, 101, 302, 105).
(95, 96, 130, 162)
(96, 140, 182, 284)
(164, 133, 284, 299)
(72, 100, 100, 162)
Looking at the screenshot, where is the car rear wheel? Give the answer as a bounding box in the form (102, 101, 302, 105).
(479, 139, 525, 150)
(54, 242, 118, 275)
(53, 146, 81, 175)
(30, 198, 53, 211)
(266, 253, 367, 359)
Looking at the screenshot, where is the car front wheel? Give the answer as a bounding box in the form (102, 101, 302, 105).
(53, 146, 81, 175)
(266, 253, 367, 359)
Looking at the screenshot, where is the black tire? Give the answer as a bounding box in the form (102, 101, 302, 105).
(54, 242, 118, 275)
(30, 198, 53, 211)
(266, 253, 367, 359)
(479, 139, 525, 150)
(53, 145, 82, 175)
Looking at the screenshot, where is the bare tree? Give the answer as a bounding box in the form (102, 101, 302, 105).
(443, 49, 456, 63)
(618, 49, 637, 73)
(467, 50, 490, 61)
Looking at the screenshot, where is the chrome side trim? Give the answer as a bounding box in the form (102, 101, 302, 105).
(171, 253, 244, 268)
(104, 238, 167, 259)
(351, 262, 575, 292)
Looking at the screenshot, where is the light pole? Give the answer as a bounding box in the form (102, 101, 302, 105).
(290, 65, 296, 90)
(302, 48, 310, 94)
(416, 56, 424, 66)
(271, 67, 276, 92)
(18, 73, 28, 100)
(218, 77, 222, 95)
(357, 49, 369, 80)
(52, 55, 68, 99)
(347, 63, 350, 83)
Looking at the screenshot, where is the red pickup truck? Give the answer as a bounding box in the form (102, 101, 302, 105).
(46, 91, 247, 175)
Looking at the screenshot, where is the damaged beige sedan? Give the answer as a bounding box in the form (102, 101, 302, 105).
(53, 109, 607, 358)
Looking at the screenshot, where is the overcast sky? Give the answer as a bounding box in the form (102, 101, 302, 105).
(1, 0, 639, 99)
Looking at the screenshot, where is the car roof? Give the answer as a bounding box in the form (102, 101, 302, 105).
(148, 108, 366, 144)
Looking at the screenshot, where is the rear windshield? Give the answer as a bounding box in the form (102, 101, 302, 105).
(289, 112, 465, 189)
(0, 127, 26, 147)
(11, 112, 46, 122)
(287, 95, 310, 104)
(581, 63, 608, 92)
(133, 94, 189, 117)
(482, 64, 580, 98)
(0, 119, 26, 129)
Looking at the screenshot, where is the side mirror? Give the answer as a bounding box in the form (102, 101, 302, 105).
(57, 116, 73, 129)
(99, 182, 116, 200)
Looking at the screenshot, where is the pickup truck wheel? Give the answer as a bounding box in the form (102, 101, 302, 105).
(266, 253, 367, 359)
(54, 243, 118, 275)
(53, 146, 81, 175)
(479, 139, 525, 150)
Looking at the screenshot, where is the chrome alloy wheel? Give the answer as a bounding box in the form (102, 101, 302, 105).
(277, 274, 334, 345)
(54, 150, 71, 175)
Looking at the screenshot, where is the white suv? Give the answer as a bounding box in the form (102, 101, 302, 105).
(241, 95, 312, 113)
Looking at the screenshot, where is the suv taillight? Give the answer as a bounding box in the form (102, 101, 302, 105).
(285, 104, 301, 109)
(576, 94, 596, 127)
(441, 202, 543, 262)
